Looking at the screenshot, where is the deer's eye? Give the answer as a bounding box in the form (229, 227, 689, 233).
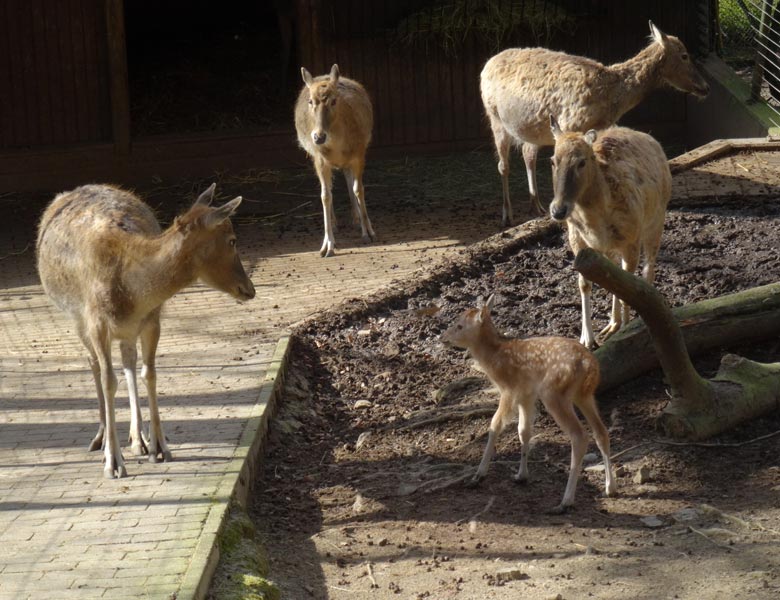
(551, 157, 557, 168)
(681, 53, 689, 61)
(229, 238, 237, 248)
(331, 98, 337, 106)
(456, 324, 463, 330)
(308, 99, 313, 106)
(577, 159, 586, 169)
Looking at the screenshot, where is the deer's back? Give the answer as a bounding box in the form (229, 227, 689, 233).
(481, 48, 622, 145)
(490, 336, 599, 396)
(36, 185, 161, 317)
(595, 127, 671, 225)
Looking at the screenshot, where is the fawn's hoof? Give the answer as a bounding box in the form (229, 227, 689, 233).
(465, 475, 483, 489)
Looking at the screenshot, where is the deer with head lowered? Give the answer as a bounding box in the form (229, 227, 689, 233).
(295, 64, 375, 257)
(441, 295, 616, 514)
(549, 116, 672, 349)
(36, 183, 255, 478)
(480, 20, 707, 224)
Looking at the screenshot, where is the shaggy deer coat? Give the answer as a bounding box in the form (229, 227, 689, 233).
(295, 64, 375, 257)
(36, 184, 255, 478)
(549, 119, 672, 349)
(480, 21, 707, 224)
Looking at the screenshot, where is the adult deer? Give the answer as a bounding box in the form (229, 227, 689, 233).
(36, 184, 255, 478)
(295, 64, 375, 257)
(549, 117, 671, 349)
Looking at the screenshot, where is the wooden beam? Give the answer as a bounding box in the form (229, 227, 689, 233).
(105, 0, 131, 156)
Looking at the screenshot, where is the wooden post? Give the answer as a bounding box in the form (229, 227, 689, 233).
(105, 0, 131, 156)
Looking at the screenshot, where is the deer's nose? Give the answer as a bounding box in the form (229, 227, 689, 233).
(312, 132, 327, 145)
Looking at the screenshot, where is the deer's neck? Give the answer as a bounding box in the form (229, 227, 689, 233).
(608, 42, 664, 119)
(467, 326, 505, 379)
(570, 175, 612, 237)
(126, 227, 198, 312)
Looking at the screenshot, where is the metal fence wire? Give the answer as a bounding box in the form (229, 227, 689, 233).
(718, 0, 780, 113)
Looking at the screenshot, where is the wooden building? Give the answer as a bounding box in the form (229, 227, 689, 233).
(0, 0, 712, 192)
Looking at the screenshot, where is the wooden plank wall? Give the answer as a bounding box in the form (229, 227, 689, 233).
(295, 0, 704, 149)
(0, 0, 111, 149)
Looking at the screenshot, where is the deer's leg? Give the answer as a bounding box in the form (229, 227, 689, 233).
(468, 393, 511, 487)
(600, 250, 639, 342)
(513, 400, 536, 483)
(578, 274, 596, 349)
(88, 323, 126, 479)
(77, 327, 106, 451)
(488, 114, 513, 227)
(120, 340, 148, 457)
(140, 316, 171, 463)
(345, 161, 375, 242)
(544, 391, 588, 513)
(343, 169, 361, 226)
(577, 395, 617, 497)
(86, 354, 106, 451)
(315, 157, 336, 257)
(522, 143, 544, 216)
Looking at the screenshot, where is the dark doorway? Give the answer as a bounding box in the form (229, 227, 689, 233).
(124, 0, 296, 137)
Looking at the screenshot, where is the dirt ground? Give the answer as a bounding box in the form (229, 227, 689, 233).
(253, 196, 780, 599)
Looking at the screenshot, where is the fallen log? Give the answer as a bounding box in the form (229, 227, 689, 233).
(575, 248, 780, 440)
(595, 281, 780, 393)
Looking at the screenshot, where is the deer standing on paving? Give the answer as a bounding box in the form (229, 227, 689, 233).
(549, 117, 671, 349)
(36, 184, 255, 478)
(480, 20, 707, 224)
(441, 295, 616, 513)
(295, 64, 375, 257)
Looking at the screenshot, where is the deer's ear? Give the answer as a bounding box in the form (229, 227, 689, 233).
(649, 21, 668, 47)
(550, 115, 563, 140)
(584, 129, 598, 146)
(202, 197, 242, 229)
(485, 294, 495, 312)
(330, 64, 340, 83)
(301, 67, 314, 88)
(194, 183, 216, 207)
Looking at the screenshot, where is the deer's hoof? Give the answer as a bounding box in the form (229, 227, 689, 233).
(546, 503, 572, 515)
(512, 473, 529, 484)
(162, 450, 173, 463)
(104, 464, 127, 479)
(465, 475, 483, 489)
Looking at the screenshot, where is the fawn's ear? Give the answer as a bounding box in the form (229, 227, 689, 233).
(584, 129, 598, 146)
(301, 67, 314, 88)
(202, 197, 242, 229)
(649, 21, 668, 47)
(550, 115, 563, 140)
(194, 183, 216, 207)
(330, 64, 340, 83)
(485, 294, 495, 312)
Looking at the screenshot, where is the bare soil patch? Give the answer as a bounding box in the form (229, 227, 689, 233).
(252, 196, 780, 600)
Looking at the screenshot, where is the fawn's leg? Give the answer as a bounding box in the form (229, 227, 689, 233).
(544, 391, 589, 513)
(513, 400, 536, 482)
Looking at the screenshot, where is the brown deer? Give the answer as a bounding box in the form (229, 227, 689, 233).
(441, 295, 616, 514)
(36, 184, 255, 478)
(549, 117, 671, 349)
(480, 20, 707, 224)
(294, 64, 375, 257)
